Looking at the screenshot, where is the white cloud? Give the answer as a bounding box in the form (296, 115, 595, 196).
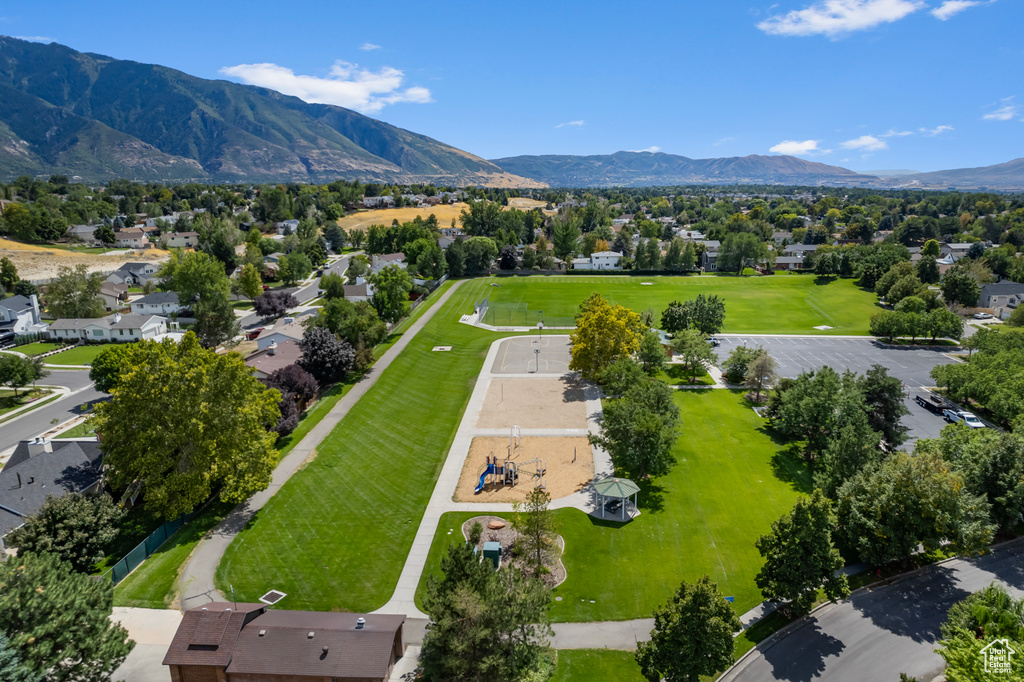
(630, 146, 662, 153)
(713, 136, 738, 146)
(882, 128, 914, 137)
(769, 139, 821, 155)
(555, 120, 585, 129)
(13, 35, 53, 43)
(757, 0, 925, 37)
(920, 124, 954, 135)
(931, 0, 987, 20)
(841, 134, 888, 150)
(359, 43, 381, 51)
(218, 61, 431, 114)
(983, 98, 1019, 121)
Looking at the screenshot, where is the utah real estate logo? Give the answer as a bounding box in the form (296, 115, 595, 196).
(981, 638, 1016, 675)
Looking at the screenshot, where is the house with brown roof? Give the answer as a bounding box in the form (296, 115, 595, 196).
(245, 339, 303, 380)
(114, 228, 149, 249)
(163, 602, 406, 682)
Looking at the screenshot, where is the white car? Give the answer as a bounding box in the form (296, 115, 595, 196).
(943, 409, 986, 428)
(973, 312, 993, 320)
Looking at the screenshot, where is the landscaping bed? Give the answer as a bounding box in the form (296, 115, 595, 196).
(461, 515, 566, 588)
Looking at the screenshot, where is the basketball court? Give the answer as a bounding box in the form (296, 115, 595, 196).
(490, 335, 572, 375)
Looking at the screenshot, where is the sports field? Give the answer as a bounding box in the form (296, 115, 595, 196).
(335, 203, 468, 232)
(478, 274, 878, 334)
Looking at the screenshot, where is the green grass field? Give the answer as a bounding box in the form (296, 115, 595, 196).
(44, 344, 112, 366)
(215, 278, 823, 615)
(416, 390, 809, 622)
(553, 650, 644, 681)
(15, 342, 63, 356)
(479, 274, 878, 335)
(215, 281, 499, 611)
(59, 417, 98, 438)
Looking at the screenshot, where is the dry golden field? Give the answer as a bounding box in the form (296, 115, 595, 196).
(0, 238, 169, 280)
(336, 203, 469, 232)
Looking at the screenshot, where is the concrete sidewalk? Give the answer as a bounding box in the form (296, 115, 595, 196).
(176, 280, 464, 610)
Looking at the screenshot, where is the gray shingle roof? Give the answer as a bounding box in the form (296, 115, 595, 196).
(0, 294, 32, 313)
(133, 291, 181, 306)
(0, 439, 103, 537)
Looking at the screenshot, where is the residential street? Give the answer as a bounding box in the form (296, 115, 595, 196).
(0, 369, 102, 454)
(721, 539, 1024, 682)
(236, 252, 354, 330)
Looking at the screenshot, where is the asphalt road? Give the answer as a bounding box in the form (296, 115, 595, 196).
(0, 369, 104, 453)
(722, 540, 1024, 682)
(716, 335, 962, 442)
(237, 253, 353, 331)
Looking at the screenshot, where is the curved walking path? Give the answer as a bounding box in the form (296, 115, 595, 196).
(176, 280, 465, 610)
(720, 539, 1024, 682)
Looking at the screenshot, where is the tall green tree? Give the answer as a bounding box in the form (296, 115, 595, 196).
(635, 575, 741, 682)
(7, 494, 124, 574)
(552, 216, 582, 262)
(755, 490, 849, 614)
(941, 264, 981, 308)
(237, 263, 263, 301)
(814, 408, 883, 498)
(93, 333, 280, 519)
(672, 330, 716, 383)
(0, 354, 46, 397)
(0, 552, 133, 682)
(45, 265, 104, 319)
(744, 350, 778, 402)
(859, 364, 910, 448)
(590, 377, 680, 479)
(88, 343, 140, 392)
(368, 264, 413, 323)
(837, 451, 995, 566)
(0, 256, 18, 290)
(636, 330, 666, 375)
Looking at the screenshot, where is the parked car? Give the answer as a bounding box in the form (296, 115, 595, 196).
(973, 312, 993, 320)
(706, 336, 721, 347)
(943, 409, 986, 428)
(246, 327, 265, 341)
(262, 284, 270, 291)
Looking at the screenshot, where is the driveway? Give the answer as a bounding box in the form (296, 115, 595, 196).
(722, 540, 1024, 682)
(716, 336, 961, 442)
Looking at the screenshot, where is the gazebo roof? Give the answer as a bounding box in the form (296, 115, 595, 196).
(593, 477, 640, 498)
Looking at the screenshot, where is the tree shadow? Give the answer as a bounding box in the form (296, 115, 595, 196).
(974, 541, 1024, 591)
(760, 618, 846, 682)
(849, 563, 971, 643)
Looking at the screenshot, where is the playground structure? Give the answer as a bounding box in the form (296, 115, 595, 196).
(474, 426, 547, 494)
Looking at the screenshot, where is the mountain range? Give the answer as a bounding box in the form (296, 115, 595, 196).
(0, 36, 538, 187)
(490, 151, 874, 188)
(0, 36, 1023, 191)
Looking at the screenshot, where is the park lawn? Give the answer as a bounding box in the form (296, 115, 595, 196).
(552, 650, 644, 681)
(113, 501, 235, 609)
(656, 364, 714, 386)
(45, 344, 113, 366)
(15, 342, 62, 356)
(478, 274, 878, 334)
(215, 280, 515, 611)
(414, 389, 810, 623)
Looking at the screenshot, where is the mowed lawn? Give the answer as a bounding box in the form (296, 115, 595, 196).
(553, 650, 644, 682)
(14, 342, 62, 356)
(215, 282, 517, 611)
(44, 343, 112, 366)
(416, 390, 810, 622)
(478, 274, 878, 334)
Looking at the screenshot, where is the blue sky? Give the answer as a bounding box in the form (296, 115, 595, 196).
(4, 0, 1022, 172)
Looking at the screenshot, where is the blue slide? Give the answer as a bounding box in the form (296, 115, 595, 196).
(475, 464, 496, 494)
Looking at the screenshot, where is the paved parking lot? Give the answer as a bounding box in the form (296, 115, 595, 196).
(715, 336, 964, 442)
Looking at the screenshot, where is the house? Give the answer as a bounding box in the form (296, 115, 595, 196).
(48, 313, 167, 343)
(275, 219, 300, 235)
(439, 226, 464, 238)
(66, 224, 100, 244)
(163, 602, 406, 682)
(978, 280, 1024, 310)
(99, 282, 129, 311)
(0, 294, 44, 334)
(113, 228, 149, 249)
(361, 196, 395, 209)
(255, 311, 315, 350)
(572, 251, 622, 271)
(164, 231, 200, 249)
(774, 256, 805, 271)
(783, 244, 820, 257)
(940, 243, 975, 262)
(244, 339, 303, 380)
(130, 291, 184, 316)
(0, 438, 104, 549)
(675, 229, 705, 241)
(106, 262, 161, 287)
(772, 231, 791, 245)
(342, 279, 375, 302)
(700, 240, 722, 272)
(371, 253, 407, 272)
(438, 236, 456, 250)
